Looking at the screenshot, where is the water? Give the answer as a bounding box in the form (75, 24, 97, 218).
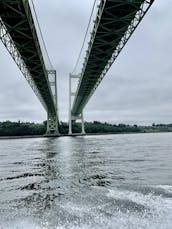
(0, 132, 172, 229)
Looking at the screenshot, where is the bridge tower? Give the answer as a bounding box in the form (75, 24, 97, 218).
(68, 74, 85, 135)
(46, 70, 59, 135)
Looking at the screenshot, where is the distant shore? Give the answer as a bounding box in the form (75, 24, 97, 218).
(0, 135, 44, 140)
(1, 120, 172, 139)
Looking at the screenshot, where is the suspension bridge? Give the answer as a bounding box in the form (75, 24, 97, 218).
(0, 0, 154, 136)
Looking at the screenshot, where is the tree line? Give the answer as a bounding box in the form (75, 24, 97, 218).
(1, 120, 172, 136)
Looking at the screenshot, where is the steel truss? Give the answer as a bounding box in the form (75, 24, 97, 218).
(0, 18, 47, 111)
(0, 0, 59, 135)
(72, 0, 154, 116)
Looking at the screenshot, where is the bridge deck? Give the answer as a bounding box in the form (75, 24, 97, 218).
(0, 0, 56, 114)
(72, 0, 154, 116)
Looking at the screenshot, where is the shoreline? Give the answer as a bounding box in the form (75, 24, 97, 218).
(0, 131, 171, 140)
(0, 135, 44, 140)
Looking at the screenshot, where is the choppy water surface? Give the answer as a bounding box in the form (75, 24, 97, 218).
(0, 133, 172, 229)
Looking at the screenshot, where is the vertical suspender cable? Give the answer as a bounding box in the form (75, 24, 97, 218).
(30, 0, 54, 70)
(71, 0, 97, 74)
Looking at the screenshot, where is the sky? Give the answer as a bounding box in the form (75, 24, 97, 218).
(0, 0, 172, 125)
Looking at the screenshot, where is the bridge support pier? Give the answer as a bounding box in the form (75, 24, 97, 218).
(81, 112, 85, 135)
(69, 111, 85, 135)
(46, 113, 59, 136)
(69, 74, 85, 135)
(45, 70, 59, 136)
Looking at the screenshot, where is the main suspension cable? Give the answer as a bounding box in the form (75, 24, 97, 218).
(30, 0, 54, 70)
(71, 0, 97, 74)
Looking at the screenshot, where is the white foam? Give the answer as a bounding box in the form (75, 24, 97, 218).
(105, 186, 172, 229)
(0, 219, 41, 229)
(155, 185, 172, 193)
(1, 187, 172, 229)
(107, 187, 172, 210)
(1, 213, 172, 229)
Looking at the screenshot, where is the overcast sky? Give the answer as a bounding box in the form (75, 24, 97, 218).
(0, 0, 172, 125)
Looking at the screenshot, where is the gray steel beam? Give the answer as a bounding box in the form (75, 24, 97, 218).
(71, 0, 155, 116)
(0, 0, 59, 134)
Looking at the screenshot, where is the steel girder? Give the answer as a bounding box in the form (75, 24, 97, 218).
(0, 0, 58, 120)
(72, 0, 154, 116)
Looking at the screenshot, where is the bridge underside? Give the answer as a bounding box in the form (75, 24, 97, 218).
(71, 0, 154, 117)
(0, 0, 59, 134)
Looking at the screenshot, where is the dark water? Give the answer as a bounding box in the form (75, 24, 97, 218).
(0, 133, 172, 229)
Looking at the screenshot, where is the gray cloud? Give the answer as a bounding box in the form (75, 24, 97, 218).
(0, 0, 172, 125)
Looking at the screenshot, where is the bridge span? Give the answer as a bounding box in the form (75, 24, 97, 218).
(0, 0, 59, 135)
(69, 0, 154, 134)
